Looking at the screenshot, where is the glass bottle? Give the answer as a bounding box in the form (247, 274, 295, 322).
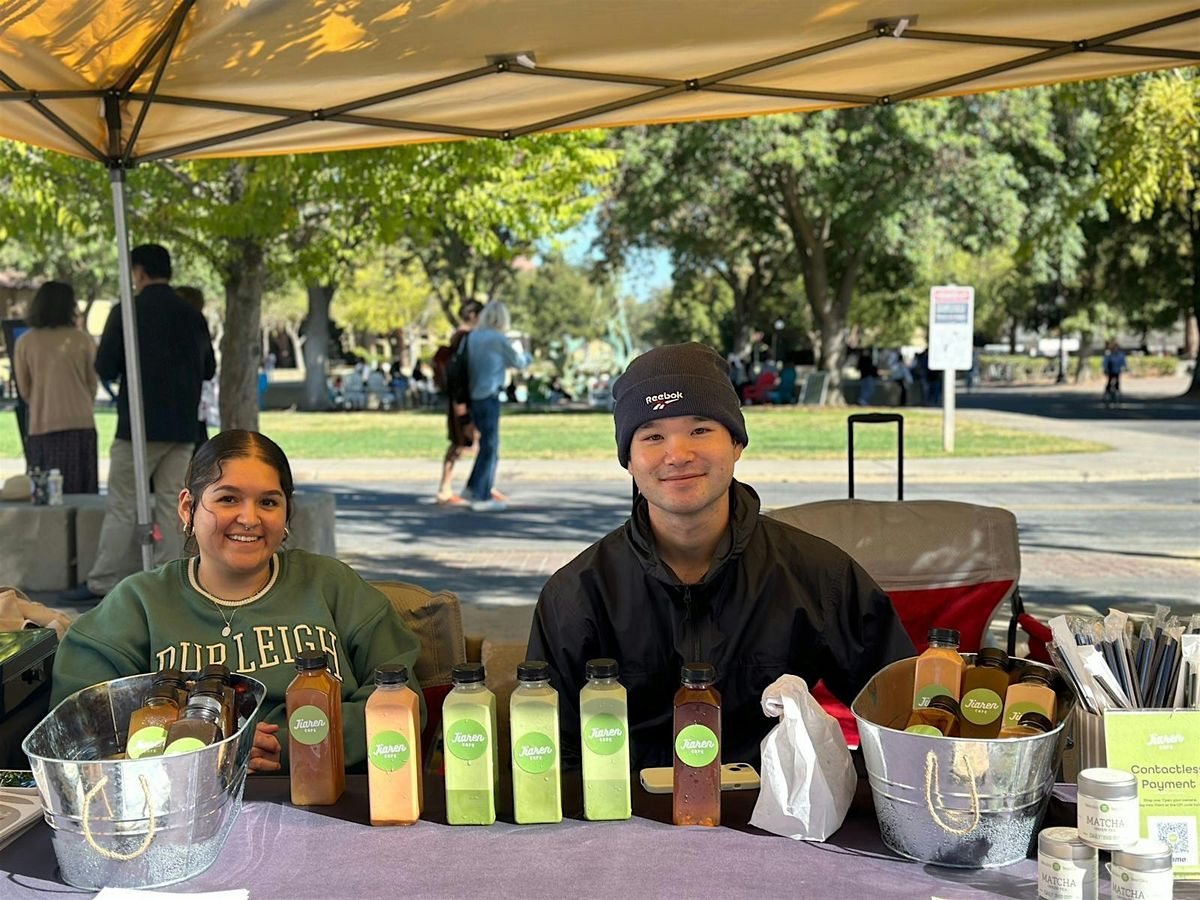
(510, 661, 562, 824)
(365, 664, 423, 826)
(198, 663, 239, 739)
(904, 694, 961, 736)
(153, 666, 190, 710)
(673, 662, 721, 827)
(912, 627, 966, 708)
(998, 711, 1054, 739)
(958, 647, 1010, 738)
(1001, 669, 1057, 731)
(125, 685, 180, 759)
(579, 658, 631, 821)
(286, 649, 345, 806)
(163, 689, 224, 755)
(442, 663, 498, 825)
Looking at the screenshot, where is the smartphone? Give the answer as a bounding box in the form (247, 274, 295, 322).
(639, 762, 761, 794)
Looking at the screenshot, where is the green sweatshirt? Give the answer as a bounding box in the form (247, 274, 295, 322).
(51, 549, 424, 771)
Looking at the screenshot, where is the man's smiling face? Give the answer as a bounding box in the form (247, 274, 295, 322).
(627, 415, 743, 519)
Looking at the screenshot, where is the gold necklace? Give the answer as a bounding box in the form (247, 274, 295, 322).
(188, 555, 280, 637)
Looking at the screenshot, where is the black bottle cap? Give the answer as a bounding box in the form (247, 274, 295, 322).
(681, 662, 716, 685)
(200, 663, 232, 683)
(928, 694, 961, 717)
(452, 663, 485, 684)
(191, 677, 226, 700)
(1017, 711, 1054, 733)
(375, 664, 409, 685)
(295, 650, 328, 671)
(517, 660, 551, 682)
(975, 647, 1009, 669)
(585, 658, 618, 679)
(154, 667, 186, 685)
(927, 627, 961, 647)
(1017, 668, 1053, 688)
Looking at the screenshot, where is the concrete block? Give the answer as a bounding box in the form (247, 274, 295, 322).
(0, 502, 75, 591)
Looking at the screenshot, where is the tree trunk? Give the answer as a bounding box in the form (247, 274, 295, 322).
(1074, 330, 1093, 383)
(301, 283, 334, 411)
(1185, 195, 1200, 397)
(219, 239, 267, 430)
(285, 322, 307, 376)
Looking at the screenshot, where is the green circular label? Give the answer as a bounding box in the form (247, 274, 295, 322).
(289, 705, 330, 746)
(960, 688, 1004, 725)
(163, 736, 206, 756)
(513, 731, 556, 774)
(1100, 802, 1110, 813)
(446, 718, 488, 761)
(582, 714, 626, 756)
(905, 724, 944, 736)
(1004, 700, 1046, 727)
(914, 684, 954, 708)
(369, 730, 411, 772)
(675, 724, 719, 768)
(1121, 872, 1130, 882)
(1052, 862, 1061, 872)
(127, 725, 167, 759)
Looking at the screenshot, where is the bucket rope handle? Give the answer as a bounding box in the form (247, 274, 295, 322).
(923, 751, 981, 836)
(81, 774, 156, 861)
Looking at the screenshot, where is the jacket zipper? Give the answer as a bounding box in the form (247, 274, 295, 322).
(682, 585, 701, 661)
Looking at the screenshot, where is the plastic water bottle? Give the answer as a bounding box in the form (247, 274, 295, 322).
(47, 469, 64, 506)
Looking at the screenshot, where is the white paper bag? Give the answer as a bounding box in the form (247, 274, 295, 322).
(749, 674, 857, 841)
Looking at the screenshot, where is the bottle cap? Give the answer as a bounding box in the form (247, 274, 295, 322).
(154, 667, 186, 685)
(517, 660, 551, 682)
(451, 663, 485, 684)
(975, 647, 1009, 668)
(928, 694, 961, 717)
(191, 677, 226, 700)
(1016, 711, 1053, 733)
(585, 658, 619, 679)
(295, 650, 328, 671)
(1078, 767, 1138, 801)
(1038, 827, 1097, 863)
(375, 664, 409, 685)
(681, 662, 716, 686)
(1111, 839, 1173, 873)
(927, 627, 960, 646)
(200, 663, 232, 683)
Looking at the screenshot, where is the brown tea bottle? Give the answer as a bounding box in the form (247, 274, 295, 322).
(163, 687, 225, 755)
(904, 694, 961, 736)
(286, 649, 345, 806)
(198, 663, 239, 739)
(126, 685, 181, 759)
(912, 627, 966, 708)
(958, 647, 1010, 738)
(673, 662, 721, 828)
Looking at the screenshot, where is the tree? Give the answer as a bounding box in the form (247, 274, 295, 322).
(508, 253, 607, 354)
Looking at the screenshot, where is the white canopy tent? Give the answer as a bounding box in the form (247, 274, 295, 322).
(2, 0, 1198, 570)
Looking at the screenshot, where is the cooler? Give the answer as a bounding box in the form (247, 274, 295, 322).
(0, 628, 56, 768)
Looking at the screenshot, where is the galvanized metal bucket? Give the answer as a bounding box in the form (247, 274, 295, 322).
(22, 671, 265, 890)
(851, 655, 1075, 868)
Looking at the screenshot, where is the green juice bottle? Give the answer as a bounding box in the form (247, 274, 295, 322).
(442, 663, 497, 825)
(509, 661, 562, 824)
(579, 658, 631, 821)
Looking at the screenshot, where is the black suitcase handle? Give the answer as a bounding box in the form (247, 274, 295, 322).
(848, 413, 904, 500)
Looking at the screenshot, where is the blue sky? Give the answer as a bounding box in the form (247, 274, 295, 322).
(553, 213, 672, 301)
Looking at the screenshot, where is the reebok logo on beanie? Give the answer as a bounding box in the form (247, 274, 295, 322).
(646, 391, 684, 410)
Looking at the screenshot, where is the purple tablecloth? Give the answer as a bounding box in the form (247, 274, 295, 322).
(0, 774, 1082, 899)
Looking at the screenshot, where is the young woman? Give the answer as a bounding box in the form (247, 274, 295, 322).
(51, 430, 424, 772)
(12, 281, 98, 493)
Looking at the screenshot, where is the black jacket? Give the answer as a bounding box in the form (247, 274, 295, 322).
(95, 283, 216, 443)
(527, 480, 915, 769)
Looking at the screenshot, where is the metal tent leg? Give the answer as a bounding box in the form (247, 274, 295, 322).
(109, 167, 156, 572)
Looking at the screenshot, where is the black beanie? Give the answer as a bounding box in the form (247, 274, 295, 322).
(612, 342, 749, 468)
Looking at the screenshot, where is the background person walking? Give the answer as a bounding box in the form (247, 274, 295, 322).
(1102, 339, 1127, 406)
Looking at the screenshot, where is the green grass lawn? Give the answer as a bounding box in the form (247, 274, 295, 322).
(0, 405, 1107, 460)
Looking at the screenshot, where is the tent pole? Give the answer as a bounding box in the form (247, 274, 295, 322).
(109, 167, 156, 572)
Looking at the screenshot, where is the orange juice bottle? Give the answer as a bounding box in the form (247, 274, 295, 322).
(912, 627, 966, 708)
(125, 685, 180, 758)
(1001, 669, 1056, 731)
(365, 664, 423, 826)
(286, 650, 345, 806)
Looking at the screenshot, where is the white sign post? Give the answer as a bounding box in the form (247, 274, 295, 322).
(928, 285, 975, 453)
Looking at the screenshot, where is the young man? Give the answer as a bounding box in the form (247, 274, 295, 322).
(527, 342, 914, 768)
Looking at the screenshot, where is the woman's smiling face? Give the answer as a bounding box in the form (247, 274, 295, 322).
(179, 455, 288, 582)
